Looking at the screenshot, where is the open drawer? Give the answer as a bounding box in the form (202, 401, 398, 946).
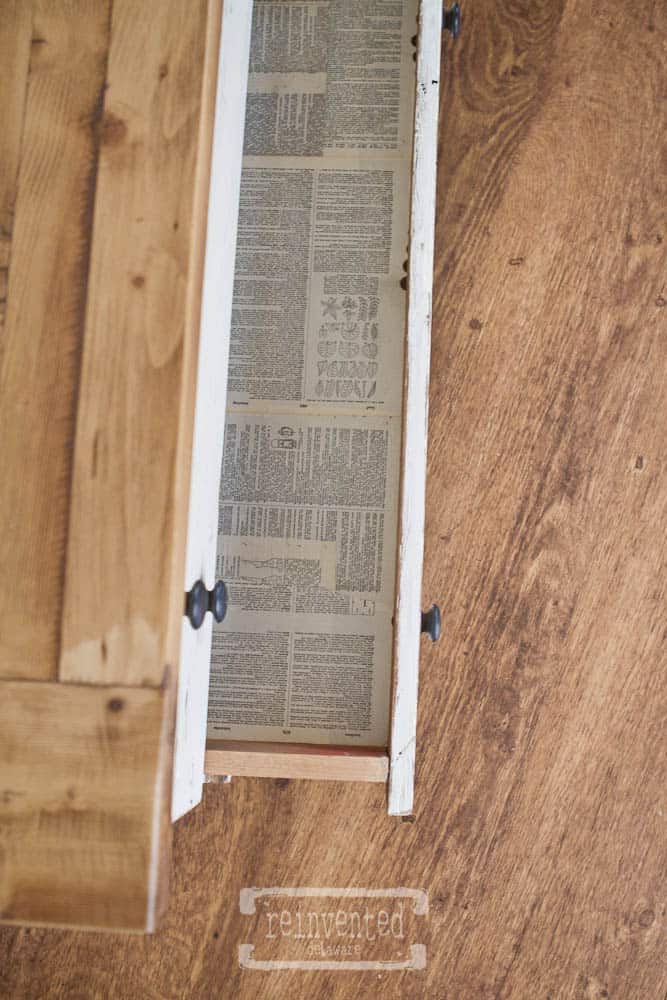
(174, 0, 445, 821)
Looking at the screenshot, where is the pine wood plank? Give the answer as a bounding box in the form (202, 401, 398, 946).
(205, 741, 389, 783)
(0, 679, 170, 932)
(0, 1, 32, 336)
(0, 0, 112, 680)
(59, 0, 220, 686)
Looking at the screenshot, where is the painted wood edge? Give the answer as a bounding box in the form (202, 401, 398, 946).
(205, 741, 389, 783)
(172, 0, 253, 822)
(388, 0, 442, 817)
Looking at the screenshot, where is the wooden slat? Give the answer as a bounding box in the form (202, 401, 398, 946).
(388, 0, 442, 815)
(205, 741, 389, 783)
(0, 1, 32, 335)
(173, 0, 253, 822)
(59, 0, 219, 685)
(0, 679, 170, 932)
(0, 0, 112, 680)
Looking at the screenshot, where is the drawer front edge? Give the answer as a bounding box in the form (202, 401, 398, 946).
(172, 0, 253, 822)
(388, 0, 443, 817)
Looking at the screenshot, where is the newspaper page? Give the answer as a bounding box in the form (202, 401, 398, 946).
(208, 0, 418, 747)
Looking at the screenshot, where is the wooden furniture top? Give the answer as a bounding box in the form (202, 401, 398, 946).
(0, 0, 223, 931)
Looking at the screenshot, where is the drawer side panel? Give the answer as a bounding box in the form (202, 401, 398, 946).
(172, 0, 253, 821)
(389, 0, 442, 816)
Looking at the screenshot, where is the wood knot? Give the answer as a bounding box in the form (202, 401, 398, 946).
(100, 112, 127, 147)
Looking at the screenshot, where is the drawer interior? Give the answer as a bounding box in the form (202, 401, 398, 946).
(204, 0, 421, 772)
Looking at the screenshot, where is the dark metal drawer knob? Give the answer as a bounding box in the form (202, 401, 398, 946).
(185, 580, 228, 629)
(443, 3, 461, 38)
(421, 604, 442, 642)
(209, 579, 227, 624)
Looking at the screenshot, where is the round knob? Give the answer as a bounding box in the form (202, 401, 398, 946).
(443, 3, 461, 38)
(185, 580, 208, 630)
(209, 579, 228, 624)
(185, 580, 228, 629)
(421, 604, 442, 641)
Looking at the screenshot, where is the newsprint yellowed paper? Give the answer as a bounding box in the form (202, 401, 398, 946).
(208, 0, 418, 747)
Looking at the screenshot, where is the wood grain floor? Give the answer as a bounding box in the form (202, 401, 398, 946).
(1, 0, 665, 995)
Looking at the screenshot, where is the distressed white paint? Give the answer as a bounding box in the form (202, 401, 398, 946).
(172, 0, 253, 822)
(388, 0, 442, 816)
